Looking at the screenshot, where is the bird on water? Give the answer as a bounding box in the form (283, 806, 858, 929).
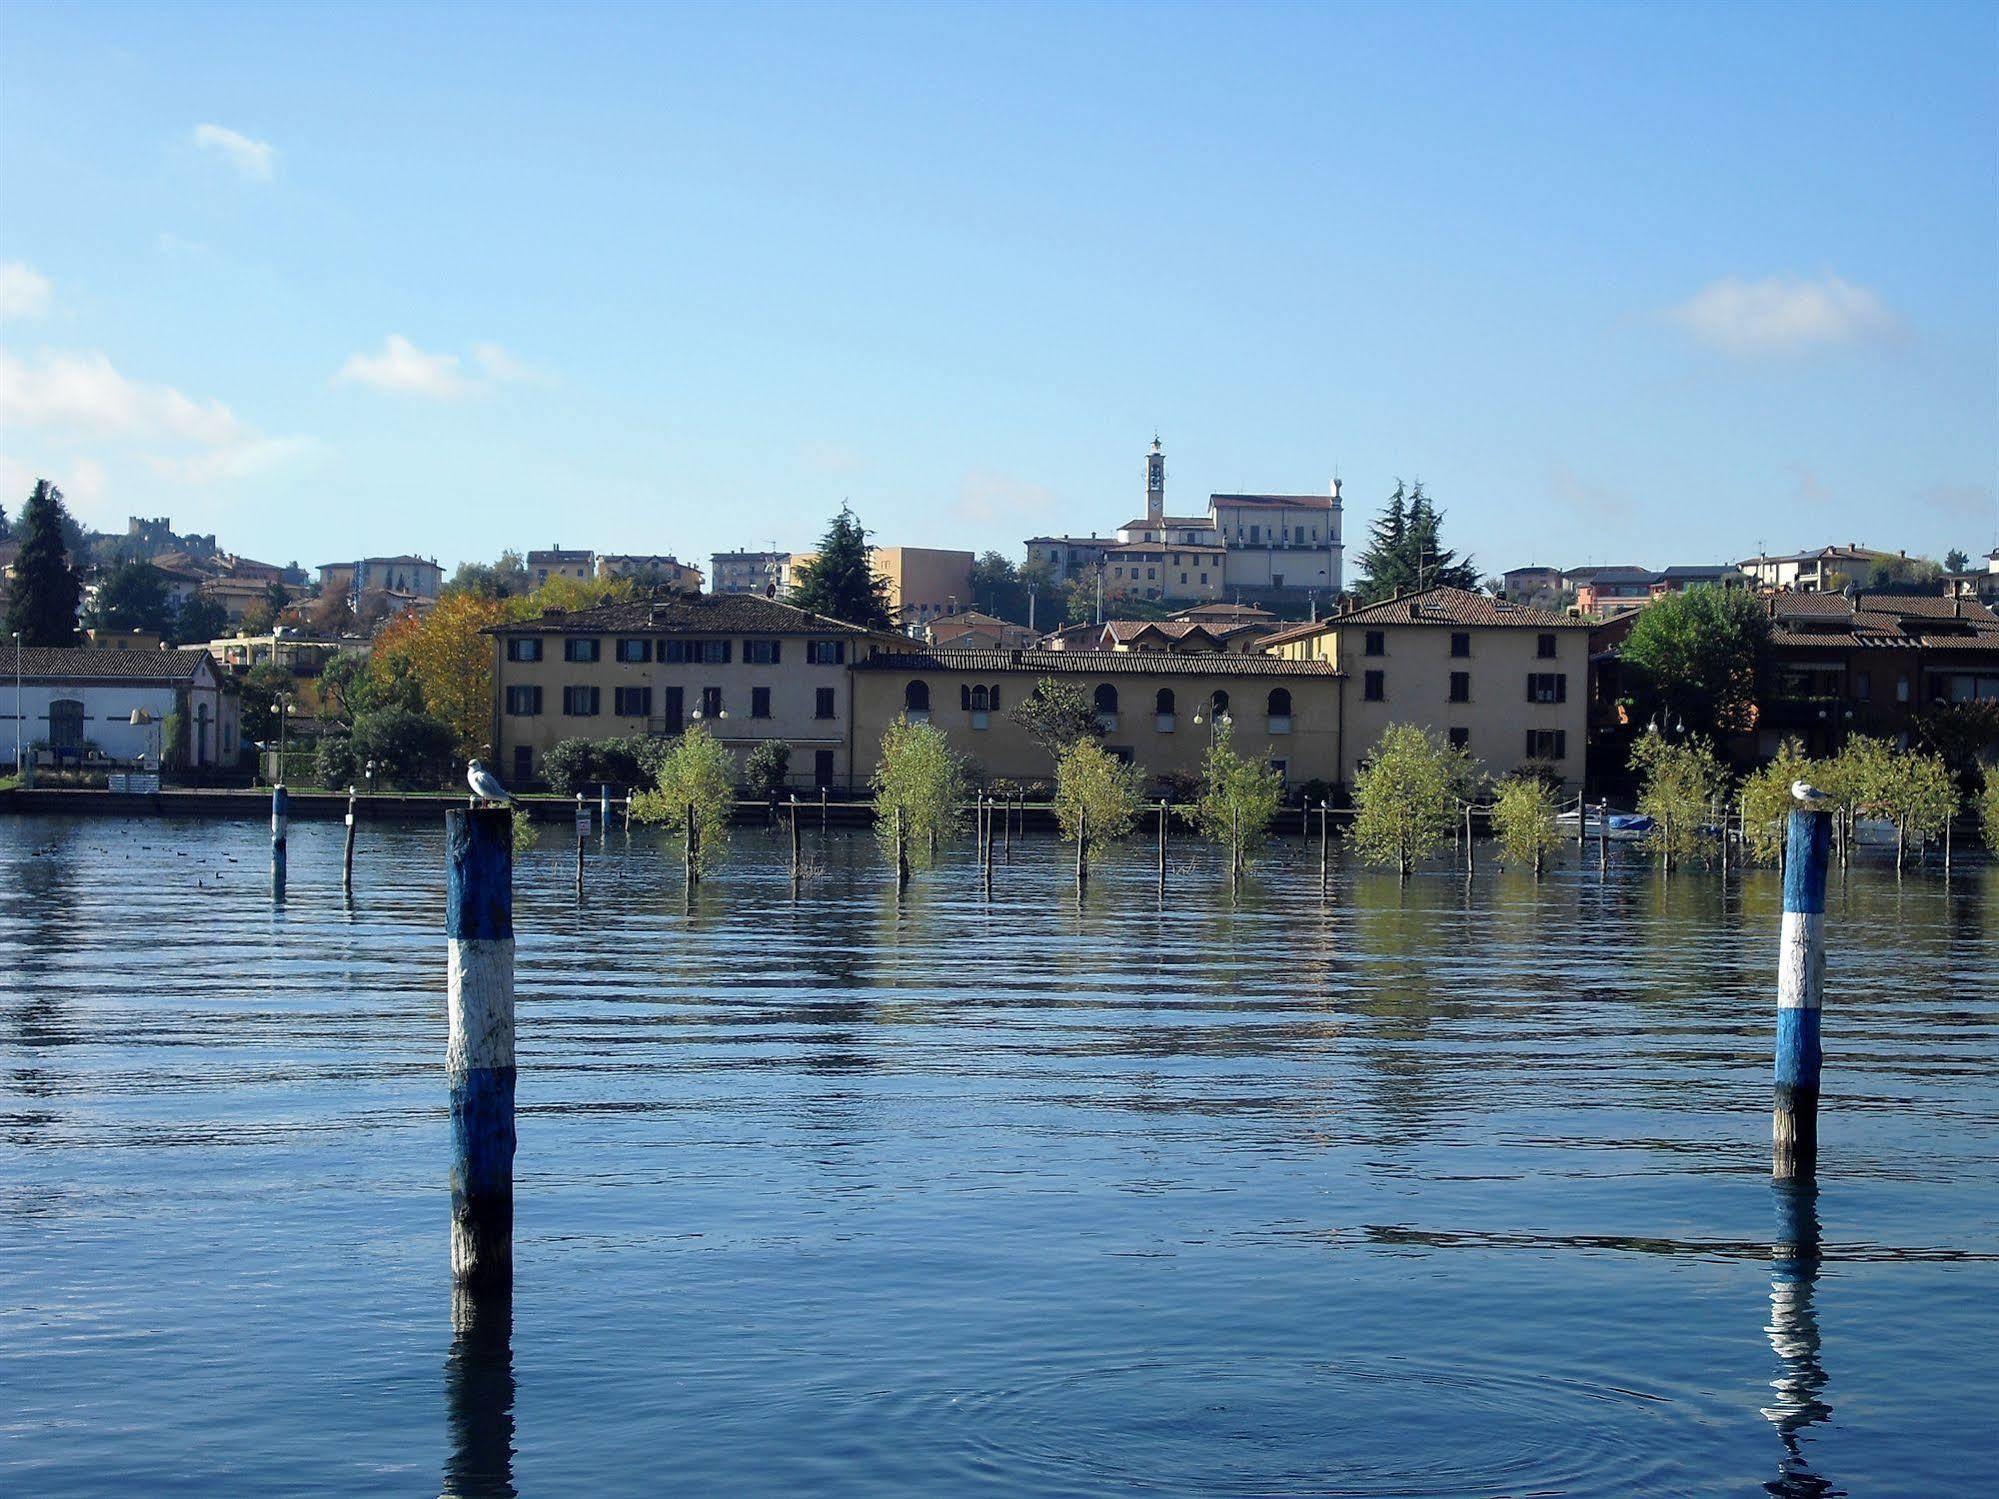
(1791, 781, 1828, 803)
(467, 759, 511, 805)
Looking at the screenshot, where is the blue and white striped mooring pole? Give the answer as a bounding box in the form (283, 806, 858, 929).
(270, 784, 288, 892)
(446, 807, 516, 1287)
(1774, 807, 1831, 1179)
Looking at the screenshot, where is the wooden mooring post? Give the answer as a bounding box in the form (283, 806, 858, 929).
(1319, 799, 1329, 896)
(270, 784, 288, 895)
(895, 804, 909, 890)
(790, 794, 802, 883)
(1596, 799, 1609, 875)
(684, 800, 698, 885)
(1156, 799, 1167, 897)
(1774, 806, 1831, 1180)
(573, 794, 587, 897)
(342, 786, 358, 895)
(445, 807, 515, 1289)
(1076, 803, 1088, 895)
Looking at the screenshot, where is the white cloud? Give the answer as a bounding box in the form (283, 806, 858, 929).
(1671, 273, 1900, 356)
(192, 123, 276, 182)
(337, 334, 536, 398)
(955, 468, 1054, 525)
(146, 435, 318, 484)
(0, 262, 51, 319)
(0, 347, 245, 444)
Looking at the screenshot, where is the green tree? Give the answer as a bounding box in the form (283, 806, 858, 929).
(172, 591, 230, 646)
(1061, 565, 1101, 625)
(1630, 732, 1730, 871)
(0, 496, 9, 540)
(968, 551, 1032, 623)
(1053, 740, 1143, 877)
(1008, 676, 1105, 765)
(6, 480, 83, 646)
(241, 600, 277, 635)
(1350, 723, 1465, 875)
(1354, 481, 1478, 603)
(264, 581, 293, 617)
(237, 662, 294, 745)
(743, 740, 792, 798)
(789, 505, 894, 629)
(1979, 769, 1999, 854)
(542, 734, 673, 795)
(871, 718, 967, 874)
(350, 707, 458, 789)
(87, 559, 177, 637)
(1868, 748, 1957, 866)
(1193, 718, 1283, 880)
(1945, 548, 1971, 573)
(1492, 772, 1561, 875)
(630, 723, 738, 870)
(1619, 585, 1773, 739)
(1911, 701, 1999, 786)
(447, 550, 531, 600)
(1736, 738, 1814, 864)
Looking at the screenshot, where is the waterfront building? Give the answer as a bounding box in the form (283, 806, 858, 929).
(1259, 585, 1592, 791)
(484, 592, 873, 789)
(5, 647, 238, 772)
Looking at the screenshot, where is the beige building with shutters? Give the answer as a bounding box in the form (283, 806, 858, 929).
(1258, 585, 1592, 792)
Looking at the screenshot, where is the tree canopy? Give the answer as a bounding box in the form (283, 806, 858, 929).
(6, 480, 83, 647)
(1353, 481, 1479, 603)
(1619, 585, 1773, 739)
(172, 591, 230, 646)
(789, 506, 894, 629)
(447, 550, 531, 600)
(1008, 677, 1105, 764)
(88, 559, 176, 638)
(968, 551, 1035, 624)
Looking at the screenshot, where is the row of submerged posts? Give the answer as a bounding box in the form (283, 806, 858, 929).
(428, 794, 1836, 1293)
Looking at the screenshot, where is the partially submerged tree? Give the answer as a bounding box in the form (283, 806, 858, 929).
(1980, 769, 1999, 854)
(870, 718, 967, 874)
(1867, 748, 1958, 866)
(1492, 772, 1562, 875)
(1008, 676, 1105, 766)
(1736, 738, 1814, 864)
(1053, 740, 1143, 879)
(1350, 723, 1466, 876)
(630, 724, 736, 872)
(1193, 719, 1283, 881)
(743, 740, 792, 799)
(1630, 732, 1730, 871)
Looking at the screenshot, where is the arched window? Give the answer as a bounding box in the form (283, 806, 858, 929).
(1267, 688, 1292, 717)
(1094, 684, 1118, 715)
(1210, 690, 1230, 720)
(988, 684, 1001, 711)
(904, 680, 930, 718)
(49, 698, 84, 752)
(969, 685, 990, 711)
(1155, 688, 1175, 715)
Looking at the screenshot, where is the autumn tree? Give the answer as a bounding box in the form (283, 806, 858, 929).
(368, 592, 508, 757)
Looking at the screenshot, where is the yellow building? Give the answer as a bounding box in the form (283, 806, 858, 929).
(851, 648, 1343, 792)
(870, 546, 975, 630)
(1258, 585, 1591, 790)
(485, 593, 875, 789)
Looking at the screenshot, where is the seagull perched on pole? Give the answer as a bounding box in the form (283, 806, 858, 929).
(467, 759, 511, 806)
(1791, 780, 1829, 804)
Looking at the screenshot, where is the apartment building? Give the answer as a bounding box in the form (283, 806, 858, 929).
(485, 593, 873, 789)
(599, 554, 704, 592)
(527, 547, 596, 586)
(872, 546, 974, 630)
(711, 550, 801, 597)
(1259, 585, 1592, 791)
(851, 648, 1343, 792)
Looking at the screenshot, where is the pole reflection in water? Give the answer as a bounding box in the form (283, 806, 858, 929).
(443, 1285, 516, 1499)
(1763, 1180, 1833, 1499)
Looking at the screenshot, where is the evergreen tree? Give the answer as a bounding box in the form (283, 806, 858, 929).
(6, 480, 83, 646)
(88, 559, 177, 637)
(172, 592, 230, 646)
(0, 497, 10, 540)
(1404, 483, 1479, 591)
(789, 505, 894, 629)
(1353, 483, 1412, 603)
(1354, 480, 1477, 602)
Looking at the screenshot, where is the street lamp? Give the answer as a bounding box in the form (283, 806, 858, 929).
(128, 707, 161, 772)
(276, 693, 294, 778)
(366, 758, 377, 794)
(11, 630, 20, 780)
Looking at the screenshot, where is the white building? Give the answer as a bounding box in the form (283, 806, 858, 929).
(6, 647, 239, 771)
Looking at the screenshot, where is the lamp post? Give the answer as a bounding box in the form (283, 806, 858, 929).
(128, 707, 161, 772)
(11, 630, 20, 780)
(366, 758, 378, 795)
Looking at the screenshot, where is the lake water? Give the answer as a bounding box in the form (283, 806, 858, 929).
(2, 811, 1995, 1496)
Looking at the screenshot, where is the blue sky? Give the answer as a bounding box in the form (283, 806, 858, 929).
(2, 1, 1994, 579)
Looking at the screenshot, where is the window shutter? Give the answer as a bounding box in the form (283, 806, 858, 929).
(1555, 731, 1567, 759)
(990, 684, 1000, 710)
(722, 641, 732, 663)
(960, 685, 971, 710)
(1526, 675, 1535, 702)
(770, 641, 781, 664)
(1557, 674, 1567, 703)
(1526, 730, 1536, 758)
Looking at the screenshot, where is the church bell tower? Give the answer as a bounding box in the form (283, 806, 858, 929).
(1146, 435, 1165, 523)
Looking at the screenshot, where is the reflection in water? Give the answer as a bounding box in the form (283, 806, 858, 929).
(1764, 1180, 1833, 1499)
(443, 1285, 516, 1499)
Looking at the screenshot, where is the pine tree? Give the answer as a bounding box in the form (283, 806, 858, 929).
(0, 497, 10, 541)
(1355, 480, 1478, 602)
(1405, 483, 1479, 591)
(789, 505, 894, 629)
(1353, 483, 1412, 603)
(6, 480, 83, 647)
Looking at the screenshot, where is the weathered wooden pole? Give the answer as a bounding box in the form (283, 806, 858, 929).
(790, 793, 801, 883)
(1719, 800, 1730, 878)
(1156, 799, 1167, 897)
(342, 786, 358, 895)
(1596, 799, 1608, 875)
(1076, 803, 1088, 894)
(573, 794, 587, 897)
(1575, 794, 1586, 851)
(1318, 798, 1330, 895)
(1230, 802, 1241, 887)
(599, 782, 610, 832)
(622, 791, 631, 835)
(820, 785, 828, 833)
(982, 795, 994, 896)
(1464, 802, 1475, 875)
(445, 806, 515, 1289)
(1774, 806, 1831, 1180)
(270, 783, 288, 895)
(1004, 795, 1013, 864)
(684, 800, 697, 885)
(1944, 812, 1953, 877)
(895, 804, 909, 889)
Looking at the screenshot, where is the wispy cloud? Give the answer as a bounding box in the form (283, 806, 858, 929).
(337, 335, 535, 399)
(0, 262, 51, 320)
(954, 468, 1054, 525)
(192, 123, 276, 182)
(1670, 273, 1899, 356)
(1548, 463, 1635, 525)
(146, 435, 319, 484)
(1916, 480, 1994, 522)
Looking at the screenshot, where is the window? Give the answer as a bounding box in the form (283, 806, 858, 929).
(807, 639, 846, 665)
(663, 639, 730, 664)
(904, 680, 930, 721)
(614, 686, 652, 717)
(1249, 524, 1260, 543)
(815, 687, 836, 720)
(1527, 672, 1568, 704)
(1155, 687, 1176, 731)
(1451, 632, 1470, 658)
(1364, 670, 1385, 702)
(744, 639, 781, 665)
(564, 638, 601, 663)
(504, 685, 542, 716)
(1093, 684, 1118, 727)
(49, 698, 85, 751)
(699, 686, 724, 719)
(1449, 671, 1470, 703)
(1200, 572, 1209, 586)
(814, 749, 835, 787)
(1267, 687, 1293, 733)
(615, 638, 650, 663)
(513, 745, 533, 782)
(750, 686, 771, 719)
(1537, 633, 1558, 659)
(1854, 671, 1871, 701)
(1364, 630, 1386, 656)
(562, 685, 600, 716)
(505, 637, 542, 662)
(1210, 690, 1230, 719)
(1525, 729, 1568, 760)
(1448, 726, 1469, 750)
(660, 686, 683, 734)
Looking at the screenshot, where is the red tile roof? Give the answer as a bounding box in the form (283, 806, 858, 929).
(1335, 586, 1586, 629)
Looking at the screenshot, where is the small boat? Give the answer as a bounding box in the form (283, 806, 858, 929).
(1555, 809, 1656, 841)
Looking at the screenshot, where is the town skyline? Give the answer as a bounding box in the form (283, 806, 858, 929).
(3, 3, 1995, 577)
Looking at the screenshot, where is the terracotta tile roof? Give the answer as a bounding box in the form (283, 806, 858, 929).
(1101, 620, 1218, 643)
(1255, 618, 1335, 649)
(1210, 493, 1335, 510)
(485, 592, 869, 636)
(1334, 586, 1586, 629)
(16, 647, 216, 681)
(856, 648, 1340, 677)
(1172, 603, 1275, 620)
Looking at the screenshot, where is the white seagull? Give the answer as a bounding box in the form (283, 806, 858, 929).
(1791, 780, 1829, 803)
(467, 759, 512, 805)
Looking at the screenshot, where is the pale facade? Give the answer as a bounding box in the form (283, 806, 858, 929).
(852, 650, 1342, 792)
(711, 550, 800, 597)
(485, 593, 872, 790)
(527, 547, 596, 586)
(872, 546, 975, 629)
(1260, 585, 1591, 791)
(599, 554, 704, 592)
(6, 648, 238, 771)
